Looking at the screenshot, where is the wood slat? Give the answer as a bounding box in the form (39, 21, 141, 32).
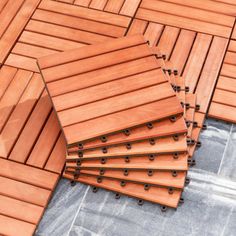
(208, 102, 236, 123)
(69, 116, 186, 151)
(38, 0, 131, 27)
(136, 8, 232, 38)
(144, 23, 163, 47)
(76, 169, 186, 189)
(104, 0, 124, 13)
(0, 214, 35, 236)
(0, 73, 44, 158)
(183, 33, 212, 92)
(64, 96, 183, 145)
(74, 0, 91, 7)
(195, 36, 228, 113)
(32, 9, 126, 38)
(89, 0, 107, 10)
(216, 76, 236, 93)
(64, 173, 181, 208)
(120, 0, 141, 17)
(127, 19, 148, 35)
(212, 89, 236, 107)
(0, 0, 41, 64)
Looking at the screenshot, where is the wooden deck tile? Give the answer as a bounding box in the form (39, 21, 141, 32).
(0, 159, 59, 235)
(64, 172, 182, 208)
(68, 116, 187, 151)
(0, 0, 41, 65)
(73, 169, 187, 189)
(38, 35, 183, 146)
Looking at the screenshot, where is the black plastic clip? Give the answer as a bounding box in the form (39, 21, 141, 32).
(185, 177, 190, 185)
(144, 184, 150, 191)
(195, 104, 200, 111)
(168, 187, 174, 194)
(173, 69, 178, 76)
(202, 124, 207, 130)
(196, 141, 201, 148)
(149, 138, 155, 145)
(173, 152, 179, 159)
(100, 136, 107, 143)
(138, 199, 144, 206)
(124, 156, 130, 163)
(172, 170, 178, 177)
(97, 177, 102, 183)
(100, 169, 105, 175)
(78, 151, 83, 157)
(115, 193, 121, 199)
(123, 169, 129, 176)
(173, 134, 179, 141)
(123, 129, 131, 136)
(170, 116, 177, 122)
(78, 143, 83, 150)
(120, 180, 126, 187)
(76, 159, 82, 166)
(148, 169, 154, 176)
(102, 147, 108, 154)
(146, 122, 153, 129)
(161, 205, 167, 212)
(187, 139, 195, 146)
(101, 158, 107, 164)
(70, 180, 76, 186)
(149, 154, 155, 161)
(126, 143, 132, 150)
(92, 187, 98, 193)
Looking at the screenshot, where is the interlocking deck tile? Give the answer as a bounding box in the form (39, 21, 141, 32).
(0, 158, 59, 236)
(136, 0, 236, 38)
(64, 172, 182, 208)
(209, 38, 236, 123)
(0, 66, 66, 174)
(0, 0, 41, 65)
(38, 35, 183, 146)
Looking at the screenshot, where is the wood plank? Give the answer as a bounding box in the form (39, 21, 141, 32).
(32, 9, 126, 38)
(216, 76, 236, 92)
(232, 25, 236, 40)
(69, 153, 188, 171)
(212, 89, 236, 107)
(64, 173, 181, 208)
(0, 0, 41, 64)
(224, 52, 236, 65)
(208, 102, 236, 123)
(45, 133, 66, 173)
(0, 0, 8, 12)
(144, 23, 164, 47)
(221, 63, 236, 78)
(69, 116, 186, 151)
(12, 42, 58, 59)
(127, 19, 148, 35)
(158, 0, 236, 16)
(64, 96, 183, 145)
(27, 111, 61, 168)
(0, 176, 51, 206)
(38, 0, 131, 27)
(52, 69, 165, 110)
(0, 0, 25, 38)
(183, 33, 212, 92)
(67, 135, 187, 160)
(47, 56, 160, 97)
(120, 0, 141, 17)
(0, 214, 35, 236)
(228, 40, 236, 52)
(104, 0, 124, 13)
(0, 69, 33, 133)
(89, 0, 107, 10)
(58, 83, 175, 127)
(19, 31, 86, 51)
(170, 29, 196, 74)
(5, 53, 39, 72)
(0, 66, 17, 100)
(136, 8, 231, 38)
(41, 43, 152, 82)
(38, 34, 146, 69)
(0, 73, 44, 158)
(0, 194, 43, 224)
(195, 37, 228, 113)
(0, 158, 59, 190)
(74, 0, 91, 7)
(157, 26, 180, 59)
(77, 169, 186, 189)
(26, 19, 114, 45)
(141, 0, 234, 27)
(9, 91, 52, 163)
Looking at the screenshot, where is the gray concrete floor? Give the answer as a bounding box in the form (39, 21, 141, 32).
(35, 118, 236, 236)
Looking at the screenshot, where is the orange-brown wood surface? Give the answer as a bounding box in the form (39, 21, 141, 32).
(64, 172, 182, 208)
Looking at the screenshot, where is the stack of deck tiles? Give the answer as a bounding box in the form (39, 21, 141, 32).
(37, 35, 201, 210)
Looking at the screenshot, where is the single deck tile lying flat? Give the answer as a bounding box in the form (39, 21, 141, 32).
(38, 35, 183, 146)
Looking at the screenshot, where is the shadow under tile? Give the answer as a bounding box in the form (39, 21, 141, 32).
(193, 118, 232, 173)
(35, 178, 88, 236)
(68, 169, 236, 236)
(218, 124, 236, 181)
